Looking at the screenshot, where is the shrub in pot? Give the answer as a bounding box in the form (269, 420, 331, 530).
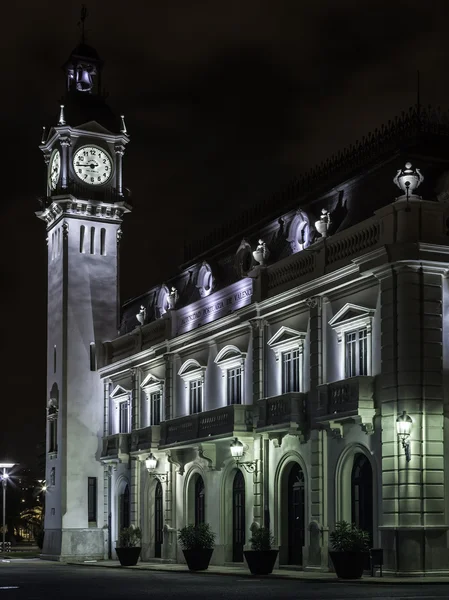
(329, 521, 370, 579)
(244, 527, 278, 575)
(178, 523, 215, 571)
(115, 526, 142, 566)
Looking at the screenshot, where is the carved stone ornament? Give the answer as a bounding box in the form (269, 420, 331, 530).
(252, 239, 270, 266)
(136, 305, 146, 326)
(314, 209, 331, 238)
(393, 162, 424, 197)
(167, 287, 178, 310)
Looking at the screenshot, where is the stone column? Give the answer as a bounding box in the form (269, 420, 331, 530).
(378, 264, 446, 574)
(164, 354, 173, 421)
(59, 135, 71, 189)
(306, 296, 329, 569)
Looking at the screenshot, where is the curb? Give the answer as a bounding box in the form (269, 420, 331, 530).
(64, 561, 449, 584)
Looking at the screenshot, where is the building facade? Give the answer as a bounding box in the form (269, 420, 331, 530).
(38, 44, 449, 575)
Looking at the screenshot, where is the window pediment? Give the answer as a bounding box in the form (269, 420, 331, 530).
(329, 303, 375, 341)
(110, 384, 131, 403)
(178, 359, 206, 384)
(267, 326, 306, 361)
(214, 345, 246, 373)
(140, 373, 164, 396)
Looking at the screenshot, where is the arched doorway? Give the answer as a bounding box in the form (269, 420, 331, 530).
(194, 476, 205, 526)
(287, 463, 305, 565)
(154, 480, 163, 558)
(232, 470, 245, 562)
(351, 453, 373, 543)
(119, 484, 130, 531)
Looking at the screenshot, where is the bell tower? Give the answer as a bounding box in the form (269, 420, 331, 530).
(36, 13, 131, 560)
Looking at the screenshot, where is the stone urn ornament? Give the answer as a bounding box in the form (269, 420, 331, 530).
(393, 162, 424, 199)
(252, 239, 270, 266)
(314, 209, 331, 238)
(136, 305, 146, 326)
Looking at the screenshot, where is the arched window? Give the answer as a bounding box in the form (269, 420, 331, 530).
(194, 476, 205, 526)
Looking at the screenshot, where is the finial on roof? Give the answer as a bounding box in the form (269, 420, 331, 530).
(41, 126, 47, 145)
(58, 104, 66, 126)
(393, 162, 424, 199)
(78, 4, 88, 44)
(120, 115, 128, 135)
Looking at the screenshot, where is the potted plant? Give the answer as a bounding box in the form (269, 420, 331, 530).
(329, 521, 370, 579)
(178, 523, 215, 571)
(115, 525, 142, 566)
(244, 527, 278, 575)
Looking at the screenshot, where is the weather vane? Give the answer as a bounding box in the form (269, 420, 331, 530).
(78, 4, 88, 43)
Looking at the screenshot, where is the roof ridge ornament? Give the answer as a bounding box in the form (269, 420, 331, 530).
(58, 104, 66, 126)
(393, 161, 424, 200)
(120, 115, 128, 136)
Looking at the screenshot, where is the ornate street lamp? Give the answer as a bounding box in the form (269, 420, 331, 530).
(396, 411, 412, 462)
(230, 438, 256, 473)
(0, 463, 15, 551)
(145, 453, 167, 482)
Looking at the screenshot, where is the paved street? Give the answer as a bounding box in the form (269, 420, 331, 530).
(1, 561, 449, 600)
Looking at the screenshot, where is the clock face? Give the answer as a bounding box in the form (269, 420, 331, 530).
(73, 145, 112, 186)
(49, 150, 60, 191)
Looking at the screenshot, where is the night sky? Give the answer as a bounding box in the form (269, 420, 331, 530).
(3, 0, 449, 470)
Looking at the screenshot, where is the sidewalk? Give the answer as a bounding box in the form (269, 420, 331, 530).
(65, 559, 449, 584)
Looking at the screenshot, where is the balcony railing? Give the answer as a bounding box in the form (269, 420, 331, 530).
(130, 425, 160, 453)
(101, 433, 130, 462)
(315, 376, 375, 429)
(257, 392, 307, 432)
(160, 404, 253, 447)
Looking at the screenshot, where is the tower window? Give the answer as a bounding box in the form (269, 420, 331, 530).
(90, 343, 96, 371)
(100, 228, 106, 256)
(49, 418, 58, 453)
(80, 225, 85, 253)
(53, 345, 57, 373)
(88, 477, 97, 523)
(90, 227, 95, 254)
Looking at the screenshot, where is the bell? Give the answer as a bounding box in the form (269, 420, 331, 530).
(76, 67, 93, 92)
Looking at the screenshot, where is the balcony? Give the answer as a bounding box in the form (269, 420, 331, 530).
(160, 404, 254, 447)
(100, 433, 130, 464)
(315, 376, 375, 434)
(130, 425, 160, 454)
(257, 392, 307, 436)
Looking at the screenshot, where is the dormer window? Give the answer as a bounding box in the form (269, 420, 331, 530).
(141, 373, 164, 426)
(267, 327, 306, 395)
(110, 385, 131, 434)
(329, 303, 375, 380)
(214, 345, 247, 405)
(179, 359, 206, 415)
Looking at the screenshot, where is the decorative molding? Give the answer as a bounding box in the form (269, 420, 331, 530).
(328, 302, 375, 342)
(196, 262, 214, 298)
(214, 345, 247, 375)
(267, 326, 306, 361)
(178, 358, 206, 386)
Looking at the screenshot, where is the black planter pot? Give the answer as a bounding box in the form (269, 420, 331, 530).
(115, 546, 142, 566)
(329, 550, 367, 579)
(182, 548, 214, 571)
(244, 550, 278, 575)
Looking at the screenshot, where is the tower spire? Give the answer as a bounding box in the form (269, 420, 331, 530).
(78, 4, 88, 44)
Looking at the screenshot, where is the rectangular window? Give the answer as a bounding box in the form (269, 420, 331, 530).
(88, 477, 97, 523)
(227, 367, 242, 405)
(150, 392, 161, 426)
(53, 345, 57, 373)
(345, 328, 368, 377)
(49, 419, 58, 453)
(119, 401, 129, 433)
(90, 343, 96, 371)
(80, 225, 85, 253)
(189, 380, 203, 414)
(90, 227, 95, 254)
(100, 228, 106, 256)
(281, 349, 301, 393)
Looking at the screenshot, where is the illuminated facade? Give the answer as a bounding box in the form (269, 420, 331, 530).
(38, 43, 449, 575)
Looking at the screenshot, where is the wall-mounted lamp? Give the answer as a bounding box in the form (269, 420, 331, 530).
(230, 438, 257, 473)
(396, 410, 412, 462)
(145, 452, 167, 482)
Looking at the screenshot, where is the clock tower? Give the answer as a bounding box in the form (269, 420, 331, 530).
(36, 30, 131, 560)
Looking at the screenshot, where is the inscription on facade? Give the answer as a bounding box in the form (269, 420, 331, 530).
(179, 285, 252, 330)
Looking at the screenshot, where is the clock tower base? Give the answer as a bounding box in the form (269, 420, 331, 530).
(42, 528, 106, 562)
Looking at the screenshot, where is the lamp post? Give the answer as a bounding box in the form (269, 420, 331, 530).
(145, 453, 167, 482)
(396, 411, 413, 462)
(230, 438, 257, 473)
(0, 463, 15, 551)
